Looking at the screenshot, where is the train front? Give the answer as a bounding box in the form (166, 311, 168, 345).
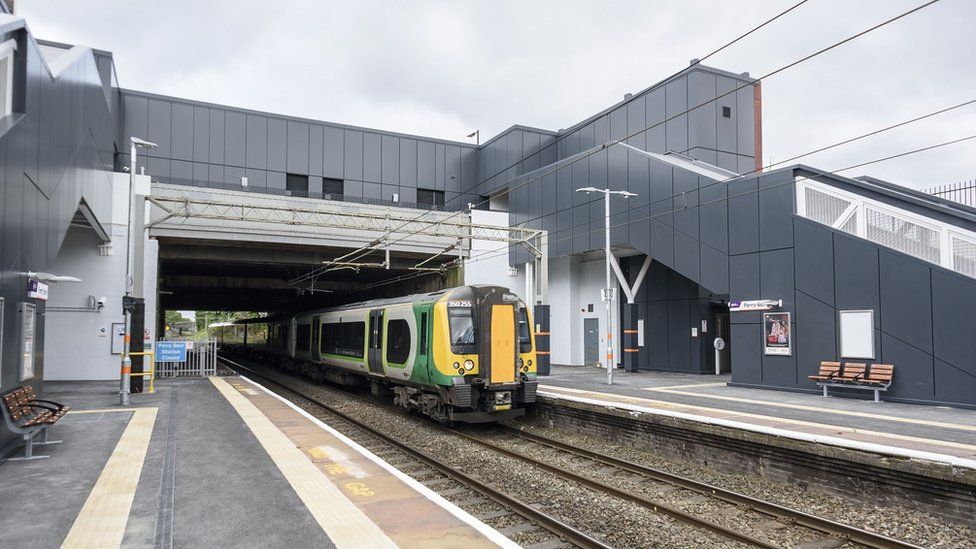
(433, 285, 538, 422)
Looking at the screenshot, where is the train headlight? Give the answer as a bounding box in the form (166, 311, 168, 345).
(453, 362, 460, 370)
(463, 360, 475, 371)
(517, 357, 524, 368)
(527, 360, 533, 366)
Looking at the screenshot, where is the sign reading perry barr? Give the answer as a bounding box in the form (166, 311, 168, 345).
(156, 341, 188, 362)
(729, 299, 782, 312)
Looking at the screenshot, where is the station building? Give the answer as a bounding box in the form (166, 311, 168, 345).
(2, 4, 976, 453)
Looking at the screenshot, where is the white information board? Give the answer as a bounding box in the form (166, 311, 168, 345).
(637, 319, 645, 347)
(839, 309, 875, 359)
(20, 302, 36, 381)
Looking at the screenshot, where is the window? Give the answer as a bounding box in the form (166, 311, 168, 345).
(295, 323, 311, 352)
(417, 189, 445, 209)
(286, 174, 309, 197)
(448, 307, 476, 353)
(386, 319, 411, 365)
(839, 310, 875, 359)
(0, 39, 15, 118)
(322, 178, 344, 199)
(517, 306, 532, 353)
(419, 312, 428, 355)
(722, 106, 732, 118)
(322, 321, 365, 358)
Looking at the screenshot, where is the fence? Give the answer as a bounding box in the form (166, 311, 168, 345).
(155, 339, 218, 377)
(925, 180, 976, 208)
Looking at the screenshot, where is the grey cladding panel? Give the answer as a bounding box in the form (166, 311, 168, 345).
(931, 270, 976, 373)
(309, 125, 324, 176)
(699, 245, 729, 295)
(435, 144, 446, 190)
(832, 233, 880, 311)
(246, 115, 268, 169)
(760, 248, 795, 311)
(758, 173, 794, 251)
(728, 177, 759, 255)
(171, 103, 194, 161)
(731, 324, 762, 384)
(399, 139, 417, 186)
(363, 132, 382, 183)
(287, 121, 310, 175)
(344, 130, 363, 180)
(687, 71, 716, 151)
(323, 126, 343, 178)
(147, 99, 172, 158)
(699, 183, 728, 253)
(716, 76, 738, 153)
(879, 251, 932, 353)
(209, 109, 225, 164)
(793, 219, 834, 306)
(123, 94, 148, 144)
(417, 141, 435, 187)
(795, 290, 836, 387)
(193, 106, 210, 162)
(223, 112, 246, 167)
(381, 135, 399, 185)
(881, 333, 933, 399)
(736, 86, 756, 158)
(934, 359, 976, 406)
(268, 119, 286, 171)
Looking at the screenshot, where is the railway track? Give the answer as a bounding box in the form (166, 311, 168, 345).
(219, 356, 609, 549)
(220, 354, 922, 549)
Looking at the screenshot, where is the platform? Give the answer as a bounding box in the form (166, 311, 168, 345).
(540, 365, 976, 469)
(0, 377, 514, 548)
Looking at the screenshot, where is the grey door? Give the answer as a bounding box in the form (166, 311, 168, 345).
(367, 309, 385, 374)
(584, 318, 600, 366)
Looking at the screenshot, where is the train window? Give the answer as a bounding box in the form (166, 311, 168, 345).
(322, 321, 366, 358)
(296, 324, 311, 352)
(517, 307, 532, 353)
(448, 307, 476, 352)
(419, 312, 428, 354)
(386, 319, 411, 365)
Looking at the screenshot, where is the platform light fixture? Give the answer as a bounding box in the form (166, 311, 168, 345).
(120, 136, 158, 406)
(575, 186, 637, 385)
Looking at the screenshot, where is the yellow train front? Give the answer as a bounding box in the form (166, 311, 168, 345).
(217, 285, 538, 423)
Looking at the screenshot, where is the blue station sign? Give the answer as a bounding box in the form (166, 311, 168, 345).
(156, 341, 188, 362)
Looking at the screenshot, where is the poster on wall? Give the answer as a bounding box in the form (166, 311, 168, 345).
(763, 312, 791, 356)
(20, 302, 36, 381)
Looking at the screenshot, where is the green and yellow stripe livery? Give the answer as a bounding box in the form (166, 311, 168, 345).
(216, 285, 538, 423)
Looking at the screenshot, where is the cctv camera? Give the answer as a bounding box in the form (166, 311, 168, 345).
(96, 296, 107, 310)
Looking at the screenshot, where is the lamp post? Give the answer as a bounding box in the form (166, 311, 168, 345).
(121, 137, 157, 405)
(576, 186, 637, 385)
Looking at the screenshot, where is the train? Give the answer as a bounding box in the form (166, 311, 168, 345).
(214, 285, 538, 423)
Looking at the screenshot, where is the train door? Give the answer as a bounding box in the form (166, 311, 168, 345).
(489, 304, 517, 384)
(311, 316, 321, 361)
(367, 309, 385, 374)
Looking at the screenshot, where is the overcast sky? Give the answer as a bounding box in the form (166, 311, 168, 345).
(17, 0, 976, 189)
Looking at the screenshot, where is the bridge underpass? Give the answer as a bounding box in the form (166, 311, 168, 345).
(146, 182, 546, 314)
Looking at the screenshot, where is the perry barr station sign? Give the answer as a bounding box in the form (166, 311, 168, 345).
(729, 299, 782, 312)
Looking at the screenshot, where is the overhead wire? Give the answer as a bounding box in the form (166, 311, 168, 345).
(288, 0, 821, 285)
(311, 0, 941, 283)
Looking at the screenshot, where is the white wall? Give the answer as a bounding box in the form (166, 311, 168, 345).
(44, 174, 158, 380)
(548, 255, 621, 367)
(464, 210, 526, 301)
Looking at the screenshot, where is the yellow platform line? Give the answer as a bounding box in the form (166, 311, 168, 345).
(643, 386, 976, 433)
(541, 385, 976, 454)
(67, 408, 142, 414)
(649, 382, 726, 390)
(61, 407, 158, 549)
(209, 376, 396, 549)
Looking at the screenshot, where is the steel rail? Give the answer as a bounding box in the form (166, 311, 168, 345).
(497, 426, 923, 549)
(218, 357, 610, 549)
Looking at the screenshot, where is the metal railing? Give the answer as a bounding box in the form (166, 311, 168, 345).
(925, 180, 976, 208)
(155, 339, 218, 377)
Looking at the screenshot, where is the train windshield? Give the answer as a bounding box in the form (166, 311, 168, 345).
(448, 307, 476, 350)
(517, 307, 532, 353)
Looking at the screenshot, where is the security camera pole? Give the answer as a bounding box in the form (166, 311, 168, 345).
(121, 137, 157, 405)
(576, 186, 637, 385)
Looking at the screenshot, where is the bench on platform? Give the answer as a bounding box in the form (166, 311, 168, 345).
(808, 361, 894, 402)
(1, 386, 70, 461)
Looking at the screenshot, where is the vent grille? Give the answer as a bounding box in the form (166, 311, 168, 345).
(453, 385, 472, 408)
(322, 178, 344, 199)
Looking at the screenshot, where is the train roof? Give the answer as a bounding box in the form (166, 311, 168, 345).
(231, 285, 517, 324)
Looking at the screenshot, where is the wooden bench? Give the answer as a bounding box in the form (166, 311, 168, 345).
(2, 386, 70, 461)
(808, 361, 894, 402)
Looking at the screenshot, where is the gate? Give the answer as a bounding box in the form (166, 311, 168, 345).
(155, 339, 217, 377)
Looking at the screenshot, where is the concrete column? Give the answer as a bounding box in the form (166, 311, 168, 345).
(533, 304, 550, 376)
(623, 303, 639, 372)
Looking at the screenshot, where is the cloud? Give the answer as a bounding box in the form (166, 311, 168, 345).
(17, 0, 976, 188)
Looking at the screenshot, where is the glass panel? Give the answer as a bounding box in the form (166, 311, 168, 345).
(864, 207, 940, 263)
(804, 187, 851, 226)
(385, 319, 411, 365)
(952, 237, 976, 278)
